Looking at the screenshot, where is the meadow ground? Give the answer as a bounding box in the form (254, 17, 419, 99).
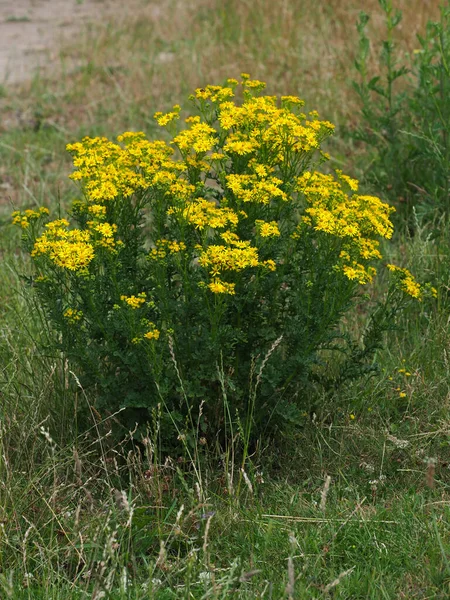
(1, 0, 450, 597)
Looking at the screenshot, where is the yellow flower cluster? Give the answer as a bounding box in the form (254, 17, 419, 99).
(297, 172, 395, 284)
(12, 207, 49, 229)
(88, 221, 120, 250)
(88, 204, 107, 218)
(180, 198, 239, 230)
(215, 92, 334, 161)
(281, 96, 305, 107)
(67, 136, 146, 201)
(131, 320, 160, 343)
(255, 220, 280, 238)
(144, 325, 160, 340)
(67, 134, 181, 203)
(173, 118, 217, 155)
(192, 82, 236, 102)
(386, 264, 422, 299)
(226, 172, 287, 204)
(154, 104, 180, 127)
(30, 215, 120, 271)
(120, 292, 147, 309)
(32, 220, 95, 271)
(208, 279, 236, 295)
(52, 76, 418, 302)
(196, 231, 277, 288)
(64, 308, 83, 323)
(198, 241, 259, 276)
(148, 239, 187, 261)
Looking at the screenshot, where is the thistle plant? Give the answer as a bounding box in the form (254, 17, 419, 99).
(12, 76, 428, 445)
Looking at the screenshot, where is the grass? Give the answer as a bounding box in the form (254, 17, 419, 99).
(5, 16, 31, 23)
(1, 0, 450, 597)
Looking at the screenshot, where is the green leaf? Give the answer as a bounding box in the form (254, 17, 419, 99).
(392, 66, 409, 81)
(357, 11, 370, 32)
(360, 37, 370, 62)
(392, 9, 403, 27)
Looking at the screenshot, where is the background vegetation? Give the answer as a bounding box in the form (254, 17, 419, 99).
(1, 0, 450, 597)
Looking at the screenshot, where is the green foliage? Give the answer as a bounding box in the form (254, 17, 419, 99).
(350, 0, 450, 224)
(12, 78, 425, 447)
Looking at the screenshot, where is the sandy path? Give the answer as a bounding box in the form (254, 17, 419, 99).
(0, 0, 119, 84)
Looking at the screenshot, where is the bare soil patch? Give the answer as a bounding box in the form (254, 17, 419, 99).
(0, 0, 122, 84)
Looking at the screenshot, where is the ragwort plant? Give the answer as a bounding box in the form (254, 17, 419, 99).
(12, 76, 427, 446)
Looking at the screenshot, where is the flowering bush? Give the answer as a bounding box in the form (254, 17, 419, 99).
(13, 76, 427, 443)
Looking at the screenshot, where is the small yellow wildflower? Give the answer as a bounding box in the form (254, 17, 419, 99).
(148, 239, 187, 260)
(144, 330, 160, 340)
(64, 308, 83, 323)
(120, 293, 147, 309)
(387, 264, 422, 299)
(154, 105, 181, 127)
(12, 206, 49, 229)
(281, 95, 304, 106)
(262, 259, 276, 271)
(255, 220, 280, 238)
(208, 279, 236, 295)
(180, 199, 239, 231)
(88, 204, 107, 218)
(32, 220, 95, 271)
(198, 238, 260, 277)
(173, 121, 217, 154)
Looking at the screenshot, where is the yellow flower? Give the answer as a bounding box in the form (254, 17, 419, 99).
(121, 293, 147, 309)
(87, 204, 107, 218)
(154, 105, 181, 127)
(180, 199, 239, 231)
(64, 308, 83, 323)
(255, 220, 280, 238)
(32, 220, 95, 271)
(198, 241, 260, 276)
(144, 329, 160, 340)
(173, 121, 217, 154)
(226, 173, 287, 204)
(208, 279, 236, 295)
(11, 206, 49, 229)
(281, 95, 305, 106)
(387, 264, 422, 299)
(148, 239, 187, 261)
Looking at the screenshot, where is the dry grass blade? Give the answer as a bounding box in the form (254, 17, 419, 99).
(261, 512, 397, 524)
(323, 566, 355, 594)
(285, 555, 295, 599)
(320, 475, 332, 511)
